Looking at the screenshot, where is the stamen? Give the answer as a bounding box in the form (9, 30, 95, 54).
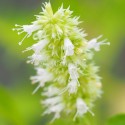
(16, 28, 23, 31)
(22, 47, 31, 53)
(99, 39, 110, 45)
(32, 84, 41, 94)
(97, 35, 103, 40)
(88, 109, 94, 116)
(18, 31, 24, 35)
(15, 24, 20, 27)
(18, 34, 28, 45)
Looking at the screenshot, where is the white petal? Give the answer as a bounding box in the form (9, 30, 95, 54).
(43, 103, 64, 115)
(42, 86, 59, 97)
(31, 68, 53, 94)
(27, 54, 44, 65)
(42, 96, 61, 106)
(23, 24, 40, 37)
(68, 80, 78, 94)
(87, 36, 110, 51)
(64, 38, 74, 56)
(74, 98, 89, 120)
(32, 39, 49, 54)
(68, 63, 79, 80)
(23, 39, 49, 53)
(13, 24, 40, 45)
(76, 98, 88, 115)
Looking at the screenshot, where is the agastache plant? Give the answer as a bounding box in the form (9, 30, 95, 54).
(13, 2, 110, 122)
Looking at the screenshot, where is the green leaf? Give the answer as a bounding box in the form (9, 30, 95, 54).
(106, 114, 125, 125)
(0, 85, 23, 125)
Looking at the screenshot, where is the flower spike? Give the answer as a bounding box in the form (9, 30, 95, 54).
(14, 2, 110, 122)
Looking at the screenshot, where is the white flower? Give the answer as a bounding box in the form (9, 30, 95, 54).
(31, 68, 53, 94)
(24, 39, 49, 54)
(42, 86, 59, 97)
(13, 23, 40, 45)
(59, 79, 78, 95)
(68, 79, 78, 94)
(87, 35, 110, 51)
(74, 98, 94, 120)
(64, 38, 74, 56)
(42, 95, 65, 122)
(43, 103, 64, 122)
(68, 63, 79, 81)
(27, 54, 45, 65)
(22, 24, 40, 36)
(42, 96, 61, 106)
(74, 98, 89, 120)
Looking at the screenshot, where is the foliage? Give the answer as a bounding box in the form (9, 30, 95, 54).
(106, 114, 125, 125)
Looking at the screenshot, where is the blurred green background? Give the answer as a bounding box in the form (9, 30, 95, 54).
(0, 0, 125, 125)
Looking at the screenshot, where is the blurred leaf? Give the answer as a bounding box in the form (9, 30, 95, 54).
(0, 84, 42, 125)
(12, 84, 42, 125)
(106, 114, 125, 125)
(0, 85, 24, 125)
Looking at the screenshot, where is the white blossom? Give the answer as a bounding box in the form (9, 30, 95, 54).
(64, 38, 74, 56)
(42, 96, 61, 106)
(43, 103, 64, 122)
(74, 98, 89, 120)
(24, 39, 49, 54)
(13, 23, 40, 45)
(27, 54, 45, 65)
(59, 79, 78, 95)
(42, 96, 65, 122)
(42, 86, 59, 97)
(74, 98, 94, 120)
(22, 24, 40, 36)
(31, 68, 53, 94)
(68, 79, 78, 94)
(87, 35, 110, 51)
(68, 63, 79, 81)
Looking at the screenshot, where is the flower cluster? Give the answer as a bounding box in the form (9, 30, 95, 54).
(13, 2, 110, 122)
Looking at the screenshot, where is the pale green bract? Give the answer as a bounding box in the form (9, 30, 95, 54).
(13, 2, 110, 122)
